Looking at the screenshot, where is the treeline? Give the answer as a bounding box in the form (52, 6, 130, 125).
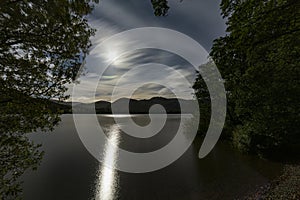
(54, 97, 196, 114)
(194, 0, 300, 158)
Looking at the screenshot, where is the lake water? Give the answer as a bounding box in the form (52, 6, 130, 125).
(22, 114, 282, 200)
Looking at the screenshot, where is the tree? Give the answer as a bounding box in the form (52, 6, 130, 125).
(207, 0, 300, 154)
(192, 60, 212, 136)
(0, 0, 100, 130)
(0, 0, 99, 198)
(151, 0, 169, 16)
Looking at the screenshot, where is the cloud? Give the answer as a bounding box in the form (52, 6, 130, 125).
(69, 48, 198, 102)
(67, 0, 226, 102)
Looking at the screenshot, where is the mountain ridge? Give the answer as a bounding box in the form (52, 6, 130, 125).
(54, 97, 196, 114)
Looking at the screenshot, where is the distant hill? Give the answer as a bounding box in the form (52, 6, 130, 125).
(53, 97, 197, 114)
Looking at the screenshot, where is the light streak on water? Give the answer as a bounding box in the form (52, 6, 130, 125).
(95, 124, 120, 200)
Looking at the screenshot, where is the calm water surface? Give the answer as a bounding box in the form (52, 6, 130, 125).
(22, 115, 282, 200)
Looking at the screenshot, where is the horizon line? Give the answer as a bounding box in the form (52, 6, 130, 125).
(60, 96, 195, 104)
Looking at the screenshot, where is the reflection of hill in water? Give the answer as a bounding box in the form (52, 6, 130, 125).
(56, 97, 197, 114)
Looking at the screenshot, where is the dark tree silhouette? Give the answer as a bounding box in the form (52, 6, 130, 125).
(207, 0, 300, 154)
(0, 0, 99, 198)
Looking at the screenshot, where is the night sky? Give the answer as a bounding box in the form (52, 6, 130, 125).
(67, 0, 226, 102)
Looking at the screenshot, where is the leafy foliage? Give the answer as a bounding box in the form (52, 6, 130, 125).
(207, 0, 300, 154)
(0, 0, 98, 198)
(193, 60, 212, 136)
(0, 134, 43, 200)
(151, 0, 170, 16)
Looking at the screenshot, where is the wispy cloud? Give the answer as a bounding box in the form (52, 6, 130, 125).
(66, 0, 226, 103)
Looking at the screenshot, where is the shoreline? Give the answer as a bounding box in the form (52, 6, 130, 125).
(243, 164, 300, 200)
